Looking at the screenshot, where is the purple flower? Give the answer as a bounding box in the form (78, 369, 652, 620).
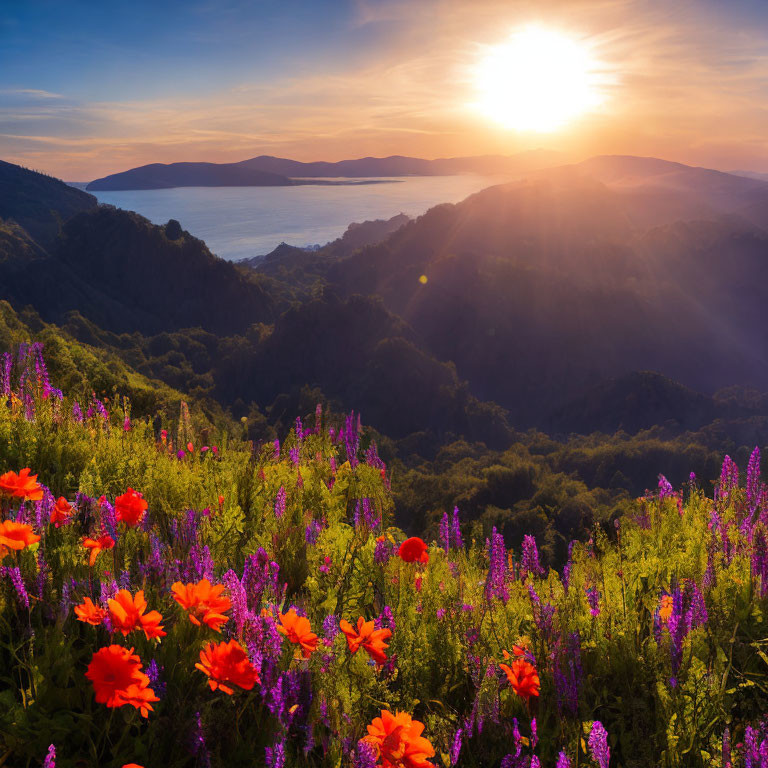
(753, 525, 768, 598)
(588, 721, 610, 768)
(72, 401, 84, 423)
(440, 511, 450, 554)
(449, 728, 463, 766)
(274, 486, 286, 519)
(146, 658, 166, 698)
(553, 631, 582, 716)
(521, 534, 545, 577)
(556, 752, 572, 768)
(485, 527, 509, 603)
(322, 614, 340, 646)
(190, 711, 211, 768)
(722, 726, 731, 768)
(42, 744, 55, 768)
(305, 519, 323, 545)
(353, 739, 378, 768)
(451, 506, 464, 549)
(658, 474, 674, 500)
(374, 536, 393, 565)
(3, 566, 29, 608)
(265, 737, 286, 768)
(585, 585, 600, 617)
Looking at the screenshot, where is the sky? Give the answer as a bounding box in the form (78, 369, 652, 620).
(2, 0, 768, 180)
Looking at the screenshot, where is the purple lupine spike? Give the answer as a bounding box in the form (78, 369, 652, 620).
(72, 401, 84, 423)
(343, 411, 360, 468)
(146, 658, 166, 698)
(588, 721, 610, 768)
(530, 717, 538, 748)
(716, 455, 740, 503)
(222, 569, 248, 635)
(521, 534, 545, 577)
(3, 566, 30, 608)
(511, 717, 522, 758)
(274, 486, 286, 519)
(353, 739, 377, 768)
(289, 445, 300, 466)
(439, 511, 450, 554)
(273, 439, 280, 460)
(451, 506, 463, 549)
(586, 585, 601, 617)
(42, 744, 56, 768)
(190, 545, 214, 581)
(722, 726, 731, 768)
(365, 440, 385, 470)
(658, 474, 674, 500)
(747, 447, 762, 510)
(530, 758, 541, 768)
(553, 631, 582, 716)
(305, 519, 323, 545)
(562, 540, 575, 591)
(484, 527, 509, 603)
(688, 581, 708, 627)
(322, 614, 340, 646)
(374, 536, 393, 565)
(556, 752, 572, 768)
(191, 711, 212, 768)
(752, 525, 768, 598)
(449, 728, 463, 766)
(266, 737, 286, 768)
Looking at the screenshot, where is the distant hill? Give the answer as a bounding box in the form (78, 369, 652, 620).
(238, 149, 564, 178)
(0, 161, 280, 335)
(86, 150, 565, 190)
(324, 159, 768, 427)
(0, 160, 97, 248)
(87, 161, 293, 191)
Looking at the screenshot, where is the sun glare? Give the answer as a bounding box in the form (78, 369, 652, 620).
(473, 26, 604, 132)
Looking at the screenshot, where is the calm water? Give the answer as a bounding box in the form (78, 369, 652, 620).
(73, 175, 510, 261)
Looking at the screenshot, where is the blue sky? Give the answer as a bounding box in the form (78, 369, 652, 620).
(2, 0, 768, 179)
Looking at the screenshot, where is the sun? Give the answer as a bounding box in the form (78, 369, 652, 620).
(472, 26, 604, 132)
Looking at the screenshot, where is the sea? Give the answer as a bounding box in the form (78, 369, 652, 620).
(69, 175, 510, 262)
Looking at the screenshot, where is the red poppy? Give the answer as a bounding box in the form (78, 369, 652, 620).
(115, 488, 148, 527)
(0, 468, 44, 501)
(340, 616, 392, 665)
(172, 579, 231, 632)
(50, 496, 72, 527)
(85, 645, 157, 717)
(365, 709, 436, 768)
(195, 639, 259, 695)
(82, 534, 115, 566)
(398, 537, 429, 564)
(500, 658, 540, 700)
(0, 520, 40, 551)
(74, 597, 106, 626)
(277, 608, 319, 657)
(108, 589, 166, 640)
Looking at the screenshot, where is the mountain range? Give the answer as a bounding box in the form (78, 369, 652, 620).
(4, 154, 768, 457)
(85, 149, 564, 190)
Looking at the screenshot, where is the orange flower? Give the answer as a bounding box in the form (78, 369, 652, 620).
(500, 658, 540, 700)
(365, 709, 436, 768)
(277, 608, 319, 658)
(0, 468, 44, 501)
(82, 534, 115, 566)
(398, 537, 429, 564)
(74, 597, 106, 626)
(195, 639, 259, 695)
(50, 496, 72, 527)
(119, 681, 160, 718)
(340, 616, 392, 665)
(115, 488, 148, 527)
(659, 594, 673, 623)
(171, 579, 232, 632)
(0, 520, 40, 551)
(123, 764, 146, 768)
(108, 589, 166, 640)
(85, 645, 157, 717)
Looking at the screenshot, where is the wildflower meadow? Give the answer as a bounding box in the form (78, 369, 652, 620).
(1, 342, 768, 767)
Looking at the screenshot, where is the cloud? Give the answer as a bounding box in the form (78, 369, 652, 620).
(3, 0, 768, 178)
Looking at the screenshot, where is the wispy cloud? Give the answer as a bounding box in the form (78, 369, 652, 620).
(2, 0, 768, 178)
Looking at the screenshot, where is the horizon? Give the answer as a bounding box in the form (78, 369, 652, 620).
(3, 0, 768, 179)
